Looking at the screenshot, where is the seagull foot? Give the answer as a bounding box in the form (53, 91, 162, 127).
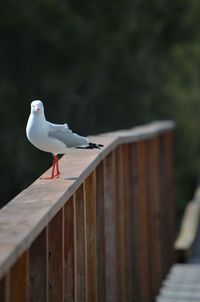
(55, 172, 61, 178)
(40, 175, 55, 180)
(40, 173, 61, 180)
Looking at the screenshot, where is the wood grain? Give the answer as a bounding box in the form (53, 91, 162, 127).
(48, 208, 64, 302)
(75, 184, 86, 302)
(9, 251, 29, 302)
(146, 137, 162, 297)
(0, 122, 176, 302)
(129, 142, 141, 302)
(115, 145, 126, 302)
(29, 228, 48, 302)
(0, 276, 6, 302)
(96, 162, 106, 302)
(121, 144, 135, 302)
(85, 172, 97, 302)
(104, 152, 117, 302)
(64, 196, 76, 302)
(137, 141, 151, 302)
(164, 132, 175, 265)
(0, 122, 174, 281)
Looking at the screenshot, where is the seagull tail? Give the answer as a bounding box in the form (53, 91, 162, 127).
(76, 142, 104, 149)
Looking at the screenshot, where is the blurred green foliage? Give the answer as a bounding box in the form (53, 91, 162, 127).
(0, 0, 200, 215)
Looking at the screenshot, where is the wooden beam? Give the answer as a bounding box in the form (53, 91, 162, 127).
(0, 122, 175, 281)
(48, 209, 64, 302)
(9, 251, 29, 302)
(74, 184, 86, 301)
(96, 162, 106, 302)
(64, 196, 76, 302)
(104, 152, 117, 302)
(85, 172, 97, 302)
(29, 228, 48, 302)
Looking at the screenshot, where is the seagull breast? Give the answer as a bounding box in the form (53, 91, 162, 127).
(26, 113, 67, 154)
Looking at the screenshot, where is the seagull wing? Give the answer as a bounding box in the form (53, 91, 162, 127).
(47, 122, 89, 148)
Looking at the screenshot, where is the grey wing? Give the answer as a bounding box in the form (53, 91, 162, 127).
(48, 122, 89, 148)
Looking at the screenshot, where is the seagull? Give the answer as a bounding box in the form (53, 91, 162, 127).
(26, 100, 103, 179)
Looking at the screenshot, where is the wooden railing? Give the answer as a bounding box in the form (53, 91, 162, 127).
(174, 186, 200, 262)
(0, 121, 175, 302)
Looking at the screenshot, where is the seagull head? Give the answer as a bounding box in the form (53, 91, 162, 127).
(31, 100, 44, 114)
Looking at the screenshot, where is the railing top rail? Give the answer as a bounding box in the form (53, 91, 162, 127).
(0, 121, 174, 279)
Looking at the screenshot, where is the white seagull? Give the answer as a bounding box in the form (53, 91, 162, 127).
(26, 100, 103, 179)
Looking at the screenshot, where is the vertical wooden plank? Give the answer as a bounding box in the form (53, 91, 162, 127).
(75, 184, 86, 302)
(85, 172, 97, 302)
(10, 251, 29, 302)
(115, 145, 126, 302)
(146, 137, 162, 298)
(48, 208, 64, 302)
(96, 162, 106, 302)
(158, 134, 170, 279)
(164, 132, 176, 266)
(104, 151, 117, 302)
(122, 144, 136, 302)
(64, 196, 76, 302)
(129, 142, 141, 302)
(29, 228, 48, 302)
(0, 277, 6, 302)
(137, 140, 151, 302)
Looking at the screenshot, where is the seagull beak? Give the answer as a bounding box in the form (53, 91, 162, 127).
(33, 106, 40, 112)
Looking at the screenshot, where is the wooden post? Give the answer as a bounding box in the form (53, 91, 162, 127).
(129, 142, 141, 302)
(85, 172, 97, 302)
(64, 196, 76, 302)
(48, 208, 64, 302)
(137, 140, 151, 302)
(96, 162, 106, 302)
(104, 151, 117, 302)
(9, 251, 29, 302)
(0, 276, 6, 302)
(29, 228, 48, 302)
(0, 122, 175, 302)
(75, 184, 86, 302)
(121, 144, 135, 302)
(115, 145, 126, 302)
(164, 132, 176, 266)
(146, 137, 163, 297)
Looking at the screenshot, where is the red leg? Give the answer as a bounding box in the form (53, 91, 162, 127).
(55, 155, 61, 178)
(40, 156, 56, 180)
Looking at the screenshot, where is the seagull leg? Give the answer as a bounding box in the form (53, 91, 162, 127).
(54, 155, 61, 178)
(40, 156, 56, 179)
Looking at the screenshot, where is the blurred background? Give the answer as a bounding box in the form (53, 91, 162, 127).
(1, 0, 200, 219)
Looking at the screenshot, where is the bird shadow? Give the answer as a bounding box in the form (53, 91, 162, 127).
(64, 177, 78, 181)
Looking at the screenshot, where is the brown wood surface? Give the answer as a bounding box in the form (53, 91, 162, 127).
(137, 140, 151, 302)
(115, 145, 126, 302)
(9, 251, 29, 302)
(84, 172, 97, 302)
(122, 144, 135, 302)
(104, 152, 117, 302)
(0, 122, 174, 281)
(146, 137, 162, 297)
(64, 196, 76, 302)
(160, 134, 173, 273)
(75, 184, 86, 302)
(95, 162, 106, 302)
(158, 134, 170, 279)
(129, 142, 141, 302)
(164, 132, 175, 265)
(48, 208, 64, 302)
(0, 122, 176, 302)
(29, 228, 48, 302)
(0, 276, 6, 302)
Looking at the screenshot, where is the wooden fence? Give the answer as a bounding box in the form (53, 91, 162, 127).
(0, 121, 175, 302)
